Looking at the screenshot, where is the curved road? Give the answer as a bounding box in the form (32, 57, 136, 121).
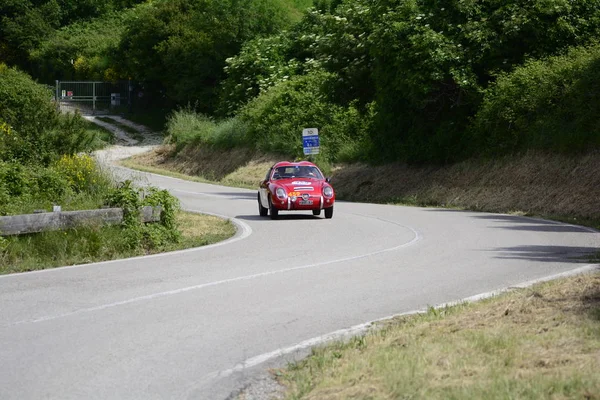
(1, 158, 598, 399)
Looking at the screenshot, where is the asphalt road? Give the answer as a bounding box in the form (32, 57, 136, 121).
(1, 157, 599, 399)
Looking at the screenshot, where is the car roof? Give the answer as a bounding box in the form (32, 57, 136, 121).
(273, 161, 317, 168)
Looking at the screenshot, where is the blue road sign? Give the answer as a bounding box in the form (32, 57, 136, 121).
(302, 128, 320, 155)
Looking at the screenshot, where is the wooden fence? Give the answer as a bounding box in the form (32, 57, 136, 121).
(0, 206, 161, 236)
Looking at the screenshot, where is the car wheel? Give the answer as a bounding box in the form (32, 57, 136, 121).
(269, 197, 279, 220)
(258, 193, 268, 216)
(312, 209, 321, 216)
(324, 206, 333, 219)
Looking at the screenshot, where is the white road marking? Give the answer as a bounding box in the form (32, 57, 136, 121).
(10, 219, 421, 326)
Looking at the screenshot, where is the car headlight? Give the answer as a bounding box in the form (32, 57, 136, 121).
(323, 186, 333, 198)
(276, 187, 287, 199)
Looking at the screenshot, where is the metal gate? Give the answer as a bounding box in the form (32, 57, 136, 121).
(55, 80, 132, 115)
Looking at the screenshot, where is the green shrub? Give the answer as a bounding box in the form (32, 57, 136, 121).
(104, 180, 181, 250)
(0, 65, 58, 163)
(165, 108, 218, 151)
(209, 117, 250, 149)
(0, 65, 97, 164)
(54, 154, 108, 193)
(218, 34, 300, 115)
(114, 0, 294, 113)
(240, 70, 369, 162)
(471, 43, 600, 155)
(32, 167, 70, 200)
(31, 12, 130, 82)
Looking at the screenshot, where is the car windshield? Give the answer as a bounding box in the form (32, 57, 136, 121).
(272, 166, 323, 180)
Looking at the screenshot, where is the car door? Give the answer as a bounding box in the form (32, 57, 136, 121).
(259, 168, 272, 208)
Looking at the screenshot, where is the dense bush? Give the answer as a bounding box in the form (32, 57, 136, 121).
(0, 65, 95, 164)
(240, 70, 369, 162)
(30, 12, 130, 82)
(368, 0, 600, 163)
(471, 44, 600, 155)
(0, 0, 146, 71)
(218, 34, 300, 116)
(0, 159, 109, 216)
(219, 3, 375, 116)
(219, 0, 600, 164)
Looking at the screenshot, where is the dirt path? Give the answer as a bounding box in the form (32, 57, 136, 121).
(86, 115, 162, 163)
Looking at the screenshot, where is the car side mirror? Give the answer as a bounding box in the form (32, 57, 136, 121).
(326, 177, 331, 183)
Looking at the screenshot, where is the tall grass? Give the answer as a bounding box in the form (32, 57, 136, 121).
(165, 107, 250, 151)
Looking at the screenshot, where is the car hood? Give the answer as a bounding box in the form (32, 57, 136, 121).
(275, 179, 324, 193)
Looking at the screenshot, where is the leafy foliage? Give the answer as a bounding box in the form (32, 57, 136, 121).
(220, 0, 600, 163)
(0, 65, 95, 164)
(219, 34, 300, 116)
(31, 12, 130, 82)
(368, 0, 600, 162)
(0, 0, 145, 71)
(55, 154, 105, 193)
(104, 180, 181, 250)
(471, 43, 600, 155)
(166, 107, 250, 151)
(0, 159, 111, 216)
(240, 70, 370, 162)
(113, 0, 295, 112)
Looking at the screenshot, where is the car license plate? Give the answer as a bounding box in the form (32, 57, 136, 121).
(298, 200, 313, 205)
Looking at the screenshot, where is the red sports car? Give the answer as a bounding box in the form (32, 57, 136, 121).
(258, 161, 335, 219)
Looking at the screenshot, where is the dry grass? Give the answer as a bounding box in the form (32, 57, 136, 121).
(281, 273, 600, 400)
(331, 151, 600, 222)
(177, 211, 235, 243)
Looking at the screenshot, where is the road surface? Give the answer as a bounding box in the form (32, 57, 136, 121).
(1, 155, 598, 399)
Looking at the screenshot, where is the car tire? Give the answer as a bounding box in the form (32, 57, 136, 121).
(312, 209, 321, 216)
(269, 197, 279, 220)
(258, 193, 268, 216)
(324, 206, 333, 219)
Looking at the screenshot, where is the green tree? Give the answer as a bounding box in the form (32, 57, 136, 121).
(471, 43, 600, 155)
(114, 0, 293, 112)
(368, 0, 600, 162)
(0, 0, 60, 69)
(31, 12, 129, 82)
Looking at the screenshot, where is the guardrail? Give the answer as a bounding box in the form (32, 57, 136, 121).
(0, 206, 162, 236)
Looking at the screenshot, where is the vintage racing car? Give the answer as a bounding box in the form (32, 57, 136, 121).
(258, 161, 335, 219)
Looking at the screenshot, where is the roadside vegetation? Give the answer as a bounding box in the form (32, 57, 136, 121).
(4, 0, 599, 164)
(0, 65, 235, 274)
(0, 210, 234, 275)
(278, 272, 600, 399)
